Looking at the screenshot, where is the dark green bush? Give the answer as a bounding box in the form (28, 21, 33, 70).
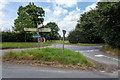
(2, 31, 37, 42)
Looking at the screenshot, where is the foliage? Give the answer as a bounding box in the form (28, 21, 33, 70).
(96, 2, 120, 48)
(68, 29, 91, 43)
(3, 48, 92, 67)
(68, 2, 120, 48)
(68, 9, 104, 43)
(2, 31, 37, 42)
(42, 22, 60, 41)
(101, 45, 120, 56)
(14, 2, 45, 32)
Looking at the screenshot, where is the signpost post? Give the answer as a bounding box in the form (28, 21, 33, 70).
(37, 23, 40, 50)
(62, 30, 66, 54)
(24, 24, 51, 50)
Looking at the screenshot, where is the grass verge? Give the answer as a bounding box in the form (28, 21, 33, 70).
(1, 42, 51, 49)
(51, 40, 104, 46)
(101, 45, 120, 56)
(3, 48, 93, 68)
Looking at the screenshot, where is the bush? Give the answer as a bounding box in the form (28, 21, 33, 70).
(2, 31, 37, 42)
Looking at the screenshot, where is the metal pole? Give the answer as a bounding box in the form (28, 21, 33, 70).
(62, 37, 64, 54)
(37, 23, 40, 50)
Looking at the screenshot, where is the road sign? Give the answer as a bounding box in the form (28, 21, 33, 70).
(38, 24, 42, 28)
(62, 30, 66, 54)
(24, 28, 51, 32)
(24, 28, 37, 31)
(33, 35, 41, 38)
(24, 24, 51, 50)
(39, 28, 51, 32)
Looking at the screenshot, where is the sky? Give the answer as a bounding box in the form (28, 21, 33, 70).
(0, 0, 100, 36)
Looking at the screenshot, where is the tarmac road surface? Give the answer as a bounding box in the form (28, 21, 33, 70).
(0, 44, 119, 78)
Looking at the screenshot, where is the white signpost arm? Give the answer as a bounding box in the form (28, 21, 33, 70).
(24, 26, 51, 50)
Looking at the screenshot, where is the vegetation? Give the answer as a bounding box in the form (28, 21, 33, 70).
(3, 48, 92, 67)
(1, 42, 51, 49)
(14, 2, 45, 33)
(101, 46, 120, 56)
(51, 40, 104, 46)
(9, 3, 61, 42)
(68, 2, 120, 48)
(41, 22, 61, 41)
(51, 40, 69, 44)
(2, 31, 38, 42)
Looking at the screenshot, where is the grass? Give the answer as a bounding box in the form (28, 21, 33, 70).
(101, 45, 120, 56)
(51, 40, 104, 46)
(1, 42, 51, 49)
(3, 48, 93, 67)
(51, 40, 70, 44)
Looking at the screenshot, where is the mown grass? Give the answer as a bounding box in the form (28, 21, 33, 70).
(51, 40, 70, 44)
(51, 40, 104, 46)
(1, 42, 51, 49)
(3, 48, 93, 67)
(101, 45, 120, 56)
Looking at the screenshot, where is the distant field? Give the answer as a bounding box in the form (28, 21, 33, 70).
(1, 42, 51, 49)
(52, 40, 104, 46)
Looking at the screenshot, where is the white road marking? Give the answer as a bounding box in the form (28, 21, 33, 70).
(76, 50, 120, 62)
(76, 50, 99, 52)
(100, 71, 105, 73)
(95, 55, 104, 57)
(94, 54, 120, 62)
(103, 56, 120, 62)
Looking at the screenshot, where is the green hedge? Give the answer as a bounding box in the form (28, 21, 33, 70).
(2, 32, 37, 42)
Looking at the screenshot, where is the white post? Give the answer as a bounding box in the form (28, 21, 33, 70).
(37, 23, 40, 50)
(62, 30, 66, 54)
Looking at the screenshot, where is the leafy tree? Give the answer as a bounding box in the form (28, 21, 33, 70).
(14, 2, 45, 32)
(96, 2, 120, 47)
(13, 2, 45, 42)
(70, 10, 104, 43)
(43, 22, 60, 41)
(69, 1, 120, 48)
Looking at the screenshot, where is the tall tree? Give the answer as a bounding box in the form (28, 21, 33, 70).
(96, 2, 120, 47)
(44, 22, 60, 41)
(14, 2, 45, 32)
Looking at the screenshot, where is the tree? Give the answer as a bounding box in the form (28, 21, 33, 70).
(69, 9, 104, 43)
(43, 22, 60, 41)
(69, 1, 120, 48)
(96, 2, 120, 47)
(14, 2, 45, 32)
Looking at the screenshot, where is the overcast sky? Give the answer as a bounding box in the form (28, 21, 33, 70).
(0, 0, 100, 36)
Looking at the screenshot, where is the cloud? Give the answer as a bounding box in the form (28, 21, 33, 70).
(0, 0, 11, 31)
(44, 8, 51, 13)
(53, 5, 68, 16)
(54, 0, 78, 8)
(82, 3, 97, 13)
(0, 0, 7, 18)
(57, 7, 80, 36)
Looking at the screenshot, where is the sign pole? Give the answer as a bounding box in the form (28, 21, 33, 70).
(62, 30, 66, 54)
(62, 36, 64, 54)
(37, 23, 40, 50)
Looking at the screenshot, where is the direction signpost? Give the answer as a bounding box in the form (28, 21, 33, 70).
(24, 28, 51, 32)
(24, 24, 51, 50)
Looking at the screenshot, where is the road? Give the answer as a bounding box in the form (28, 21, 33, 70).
(1, 44, 119, 78)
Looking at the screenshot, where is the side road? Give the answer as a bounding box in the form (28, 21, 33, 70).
(1, 44, 119, 66)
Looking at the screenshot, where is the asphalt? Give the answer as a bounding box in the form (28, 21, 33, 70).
(0, 44, 119, 78)
(2, 62, 118, 78)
